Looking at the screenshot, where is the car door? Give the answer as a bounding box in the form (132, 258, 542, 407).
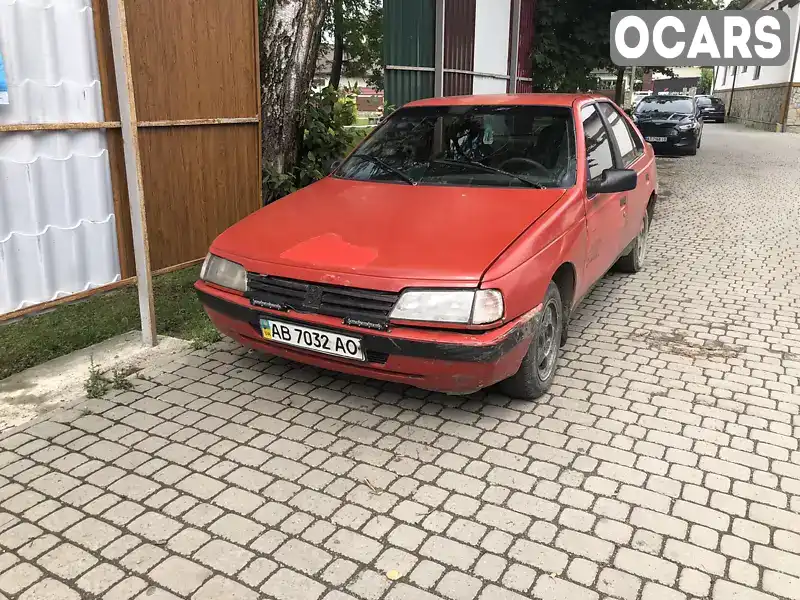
(580, 103, 627, 285)
(596, 101, 648, 246)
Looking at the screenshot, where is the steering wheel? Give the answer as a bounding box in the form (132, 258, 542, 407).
(498, 157, 550, 176)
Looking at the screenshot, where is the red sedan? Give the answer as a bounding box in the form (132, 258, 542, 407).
(196, 94, 657, 399)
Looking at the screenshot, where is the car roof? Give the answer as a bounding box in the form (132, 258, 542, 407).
(640, 95, 693, 100)
(405, 93, 607, 108)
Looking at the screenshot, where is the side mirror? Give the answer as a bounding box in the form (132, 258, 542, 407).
(587, 168, 637, 195)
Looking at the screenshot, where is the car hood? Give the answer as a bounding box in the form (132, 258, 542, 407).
(212, 176, 566, 285)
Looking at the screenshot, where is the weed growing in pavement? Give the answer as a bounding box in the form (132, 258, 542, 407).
(84, 358, 111, 399)
(84, 361, 135, 399)
(110, 367, 134, 392)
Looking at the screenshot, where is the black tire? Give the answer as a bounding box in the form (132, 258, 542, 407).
(499, 282, 563, 400)
(697, 133, 702, 149)
(687, 140, 698, 155)
(615, 211, 649, 273)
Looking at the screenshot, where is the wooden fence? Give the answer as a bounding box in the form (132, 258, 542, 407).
(1, 0, 261, 325)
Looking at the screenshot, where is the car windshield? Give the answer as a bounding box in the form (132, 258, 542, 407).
(336, 105, 577, 189)
(635, 97, 694, 116)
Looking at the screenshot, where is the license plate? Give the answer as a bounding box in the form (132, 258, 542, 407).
(646, 136, 668, 143)
(260, 318, 365, 361)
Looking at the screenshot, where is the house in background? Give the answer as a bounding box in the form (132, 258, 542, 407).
(383, 0, 536, 108)
(714, 0, 800, 132)
(313, 49, 385, 115)
(651, 67, 702, 95)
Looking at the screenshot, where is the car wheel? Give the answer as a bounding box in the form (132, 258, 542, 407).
(615, 211, 649, 273)
(498, 281, 562, 400)
(687, 140, 698, 156)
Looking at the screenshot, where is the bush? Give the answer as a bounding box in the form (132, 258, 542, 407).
(263, 86, 358, 204)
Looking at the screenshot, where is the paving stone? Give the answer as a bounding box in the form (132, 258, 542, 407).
(503, 563, 537, 593)
(209, 513, 264, 545)
(193, 575, 259, 600)
(0, 562, 42, 594)
(274, 538, 333, 575)
(63, 517, 121, 551)
(149, 555, 212, 596)
(436, 570, 482, 600)
(19, 578, 80, 600)
(38, 543, 97, 579)
(325, 530, 383, 564)
(322, 558, 360, 586)
(348, 569, 392, 600)
(509, 539, 569, 573)
(194, 539, 253, 575)
(239, 557, 278, 587)
(76, 563, 125, 595)
(419, 536, 480, 570)
(263, 568, 326, 600)
(532, 575, 599, 600)
(120, 544, 168, 574)
(127, 512, 182, 544)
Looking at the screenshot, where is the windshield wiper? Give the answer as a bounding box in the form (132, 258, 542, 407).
(430, 159, 545, 189)
(349, 154, 416, 186)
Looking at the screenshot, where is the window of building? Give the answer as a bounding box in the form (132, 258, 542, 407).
(580, 105, 615, 182)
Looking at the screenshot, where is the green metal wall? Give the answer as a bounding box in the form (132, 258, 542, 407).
(384, 0, 435, 108)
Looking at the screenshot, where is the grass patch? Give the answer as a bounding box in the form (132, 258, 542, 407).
(0, 265, 220, 381)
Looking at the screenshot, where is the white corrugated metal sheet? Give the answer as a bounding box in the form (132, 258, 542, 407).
(0, 0, 121, 315)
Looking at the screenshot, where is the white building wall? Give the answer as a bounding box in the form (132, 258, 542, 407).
(0, 0, 121, 315)
(715, 0, 800, 90)
(472, 0, 511, 94)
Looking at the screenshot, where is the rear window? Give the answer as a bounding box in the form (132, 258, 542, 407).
(697, 97, 712, 107)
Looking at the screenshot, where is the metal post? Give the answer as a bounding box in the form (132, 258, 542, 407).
(727, 66, 738, 120)
(627, 67, 635, 108)
(781, 13, 800, 132)
(509, 0, 522, 93)
(106, 0, 157, 347)
(434, 0, 445, 97)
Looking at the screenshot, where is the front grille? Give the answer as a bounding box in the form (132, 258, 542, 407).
(246, 274, 400, 329)
(637, 123, 677, 136)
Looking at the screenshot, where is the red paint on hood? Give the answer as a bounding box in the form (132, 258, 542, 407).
(211, 177, 566, 283)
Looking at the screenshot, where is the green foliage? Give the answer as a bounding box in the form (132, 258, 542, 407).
(0, 266, 217, 381)
(84, 358, 111, 399)
(324, 0, 384, 89)
(531, 0, 719, 92)
(263, 86, 359, 203)
(699, 67, 714, 94)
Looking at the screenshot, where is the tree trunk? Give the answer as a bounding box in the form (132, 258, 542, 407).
(330, 0, 344, 89)
(614, 67, 626, 105)
(261, 0, 330, 200)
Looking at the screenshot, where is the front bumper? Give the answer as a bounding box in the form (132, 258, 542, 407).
(195, 282, 540, 394)
(643, 128, 699, 153)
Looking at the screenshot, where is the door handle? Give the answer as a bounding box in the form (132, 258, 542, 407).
(620, 196, 628, 207)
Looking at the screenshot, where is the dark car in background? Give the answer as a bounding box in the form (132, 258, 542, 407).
(632, 95, 703, 155)
(696, 95, 726, 123)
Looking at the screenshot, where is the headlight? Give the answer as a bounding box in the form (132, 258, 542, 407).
(200, 254, 247, 292)
(390, 289, 504, 325)
(676, 123, 694, 131)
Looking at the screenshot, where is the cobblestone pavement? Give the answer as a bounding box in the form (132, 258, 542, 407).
(1, 124, 799, 600)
